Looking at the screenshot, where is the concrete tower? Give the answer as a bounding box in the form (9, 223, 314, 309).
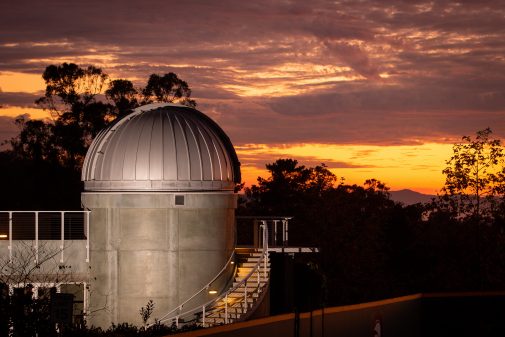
(81, 103, 241, 327)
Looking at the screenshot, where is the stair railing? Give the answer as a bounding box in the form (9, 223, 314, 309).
(159, 221, 269, 327)
(156, 249, 236, 323)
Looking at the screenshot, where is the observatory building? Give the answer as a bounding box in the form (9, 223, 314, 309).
(81, 103, 241, 327)
(1, 103, 287, 329)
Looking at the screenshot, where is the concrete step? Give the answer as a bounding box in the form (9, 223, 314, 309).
(235, 275, 269, 282)
(208, 302, 246, 312)
(236, 277, 266, 283)
(207, 311, 241, 319)
(237, 266, 270, 272)
(208, 305, 248, 315)
(246, 253, 268, 257)
(208, 306, 248, 315)
(242, 262, 271, 267)
(236, 269, 270, 280)
(228, 291, 259, 298)
(233, 279, 266, 291)
(202, 317, 233, 325)
(250, 252, 264, 257)
(244, 266, 270, 270)
(212, 297, 255, 310)
(238, 264, 270, 269)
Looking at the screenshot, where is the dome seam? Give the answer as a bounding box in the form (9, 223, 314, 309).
(82, 104, 240, 191)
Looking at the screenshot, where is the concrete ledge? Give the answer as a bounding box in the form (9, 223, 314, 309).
(170, 292, 505, 337)
(81, 192, 237, 209)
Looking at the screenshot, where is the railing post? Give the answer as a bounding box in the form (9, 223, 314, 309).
(35, 211, 39, 264)
(175, 316, 179, 328)
(202, 305, 205, 327)
(253, 219, 259, 248)
(83, 282, 88, 317)
(60, 211, 65, 263)
(257, 269, 260, 286)
(8, 211, 12, 263)
(225, 294, 228, 324)
(261, 220, 268, 249)
(262, 220, 268, 278)
(273, 220, 278, 246)
(32, 285, 39, 300)
(264, 252, 267, 279)
(85, 211, 90, 263)
(282, 218, 289, 246)
(244, 285, 247, 309)
(285, 218, 288, 245)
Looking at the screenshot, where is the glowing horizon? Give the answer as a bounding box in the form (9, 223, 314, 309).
(0, 66, 483, 196)
(237, 142, 451, 194)
(1, 1, 504, 195)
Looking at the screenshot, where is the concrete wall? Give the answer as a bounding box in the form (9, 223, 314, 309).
(171, 292, 505, 337)
(82, 192, 237, 328)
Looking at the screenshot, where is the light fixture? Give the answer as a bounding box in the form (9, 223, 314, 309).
(208, 290, 217, 294)
(0, 234, 7, 239)
(231, 261, 235, 265)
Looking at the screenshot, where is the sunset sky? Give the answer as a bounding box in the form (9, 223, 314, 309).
(1, 1, 504, 194)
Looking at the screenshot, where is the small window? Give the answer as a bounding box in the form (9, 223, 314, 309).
(175, 195, 185, 206)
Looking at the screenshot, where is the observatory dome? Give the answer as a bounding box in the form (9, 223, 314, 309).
(82, 103, 240, 191)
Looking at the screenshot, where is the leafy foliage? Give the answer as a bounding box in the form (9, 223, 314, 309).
(242, 159, 336, 216)
(440, 128, 505, 220)
(10, 117, 57, 162)
(241, 156, 505, 309)
(139, 300, 155, 326)
(105, 79, 140, 118)
(142, 73, 195, 108)
(0, 293, 202, 337)
(8, 63, 195, 171)
(1, 63, 195, 210)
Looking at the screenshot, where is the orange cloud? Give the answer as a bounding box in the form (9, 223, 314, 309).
(237, 143, 452, 194)
(0, 72, 45, 93)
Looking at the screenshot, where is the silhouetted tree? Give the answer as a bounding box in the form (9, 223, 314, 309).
(243, 159, 336, 216)
(439, 128, 505, 221)
(9, 117, 57, 162)
(2, 63, 196, 210)
(241, 157, 505, 308)
(0, 239, 78, 337)
(9, 63, 196, 171)
(105, 79, 140, 118)
(142, 73, 196, 107)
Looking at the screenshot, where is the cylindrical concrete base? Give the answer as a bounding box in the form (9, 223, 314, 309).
(81, 192, 236, 328)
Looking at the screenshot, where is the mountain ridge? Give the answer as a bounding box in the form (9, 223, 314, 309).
(389, 189, 436, 205)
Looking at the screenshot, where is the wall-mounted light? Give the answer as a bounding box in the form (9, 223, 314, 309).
(231, 261, 235, 265)
(0, 234, 7, 239)
(208, 290, 217, 294)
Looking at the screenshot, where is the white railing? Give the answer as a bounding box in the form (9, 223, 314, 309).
(0, 211, 90, 264)
(236, 216, 292, 248)
(158, 221, 269, 327)
(156, 249, 237, 322)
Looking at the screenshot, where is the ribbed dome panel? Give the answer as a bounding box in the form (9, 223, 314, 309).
(82, 103, 241, 191)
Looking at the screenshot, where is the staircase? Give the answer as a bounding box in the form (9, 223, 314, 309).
(201, 249, 270, 326)
(157, 222, 271, 328)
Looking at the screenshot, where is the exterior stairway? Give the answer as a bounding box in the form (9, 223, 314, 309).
(200, 249, 270, 327)
(156, 222, 271, 328)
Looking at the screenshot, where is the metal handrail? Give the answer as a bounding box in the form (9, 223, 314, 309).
(0, 210, 91, 264)
(159, 221, 269, 326)
(156, 249, 237, 322)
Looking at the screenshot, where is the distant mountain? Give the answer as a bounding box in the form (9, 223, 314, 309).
(389, 189, 436, 205)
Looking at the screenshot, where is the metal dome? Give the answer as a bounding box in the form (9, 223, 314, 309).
(82, 103, 241, 191)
